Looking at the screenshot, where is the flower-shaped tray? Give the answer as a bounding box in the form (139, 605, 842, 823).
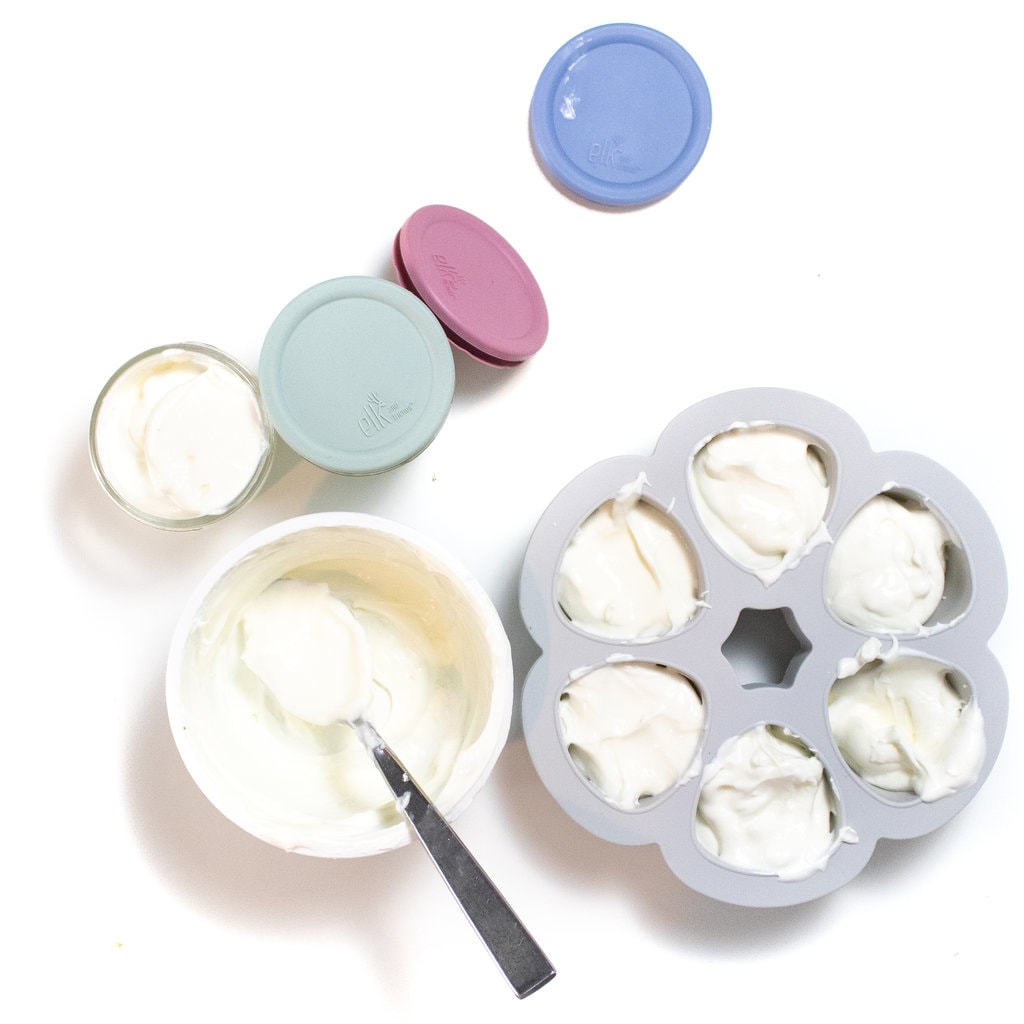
(519, 388, 1008, 906)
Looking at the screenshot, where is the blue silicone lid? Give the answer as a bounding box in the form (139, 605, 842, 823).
(259, 277, 455, 476)
(530, 23, 712, 207)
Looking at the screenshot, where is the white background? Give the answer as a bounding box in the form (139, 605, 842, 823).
(5, 1, 1021, 1020)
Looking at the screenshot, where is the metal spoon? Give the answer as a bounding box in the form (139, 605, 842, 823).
(352, 717, 555, 997)
(240, 579, 556, 999)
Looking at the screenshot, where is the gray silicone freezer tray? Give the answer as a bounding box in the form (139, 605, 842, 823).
(519, 388, 1008, 907)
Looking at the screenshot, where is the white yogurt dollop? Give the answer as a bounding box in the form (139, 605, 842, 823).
(557, 475, 701, 640)
(696, 724, 850, 880)
(827, 494, 951, 633)
(241, 579, 373, 727)
(92, 346, 270, 522)
(691, 425, 830, 583)
(828, 656, 984, 801)
(559, 661, 704, 809)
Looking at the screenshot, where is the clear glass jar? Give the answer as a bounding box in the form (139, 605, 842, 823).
(89, 343, 275, 530)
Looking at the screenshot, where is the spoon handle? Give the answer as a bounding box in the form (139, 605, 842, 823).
(358, 722, 556, 999)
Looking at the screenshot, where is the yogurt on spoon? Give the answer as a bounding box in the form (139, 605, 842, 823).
(241, 578, 373, 727)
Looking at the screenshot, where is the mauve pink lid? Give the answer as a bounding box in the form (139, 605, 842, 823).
(393, 204, 548, 366)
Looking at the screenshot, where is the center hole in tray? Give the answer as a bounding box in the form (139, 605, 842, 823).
(722, 607, 810, 690)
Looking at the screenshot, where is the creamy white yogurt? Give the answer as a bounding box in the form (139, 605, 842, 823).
(690, 425, 830, 583)
(827, 494, 951, 633)
(91, 345, 270, 524)
(559, 661, 704, 809)
(696, 724, 852, 880)
(168, 518, 512, 857)
(828, 655, 984, 801)
(557, 474, 701, 640)
(240, 579, 374, 726)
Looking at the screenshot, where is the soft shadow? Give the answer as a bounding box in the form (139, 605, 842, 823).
(58, 424, 408, 592)
(493, 741, 834, 952)
(376, 235, 531, 409)
(449, 346, 528, 408)
(374, 244, 399, 286)
(507, 637, 542, 746)
(126, 670, 427, 993)
(499, 725, 975, 952)
(853, 827, 957, 890)
(259, 437, 412, 520)
(491, 539, 543, 745)
(57, 431, 261, 587)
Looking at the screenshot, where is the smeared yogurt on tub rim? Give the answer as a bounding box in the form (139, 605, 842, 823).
(696, 724, 855, 880)
(559, 661, 705, 810)
(170, 522, 510, 856)
(690, 424, 830, 584)
(827, 493, 952, 634)
(828, 655, 984, 801)
(91, 345, 270, 524)
(557, 474, 702, 640)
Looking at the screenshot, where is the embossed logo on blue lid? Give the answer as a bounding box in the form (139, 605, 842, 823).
(530, 23, 712, 207)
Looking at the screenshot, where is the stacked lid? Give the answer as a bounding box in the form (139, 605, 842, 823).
(259, 276, 457, 477)
(393, 204, 549, 367)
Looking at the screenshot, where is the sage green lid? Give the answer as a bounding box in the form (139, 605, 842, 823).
(259, 276, 455, 475)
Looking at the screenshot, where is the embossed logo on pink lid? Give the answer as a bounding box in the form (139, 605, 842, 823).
(394, 204, 548, 367)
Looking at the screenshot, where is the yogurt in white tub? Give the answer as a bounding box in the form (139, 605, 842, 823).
(167, 514, 513, 856)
